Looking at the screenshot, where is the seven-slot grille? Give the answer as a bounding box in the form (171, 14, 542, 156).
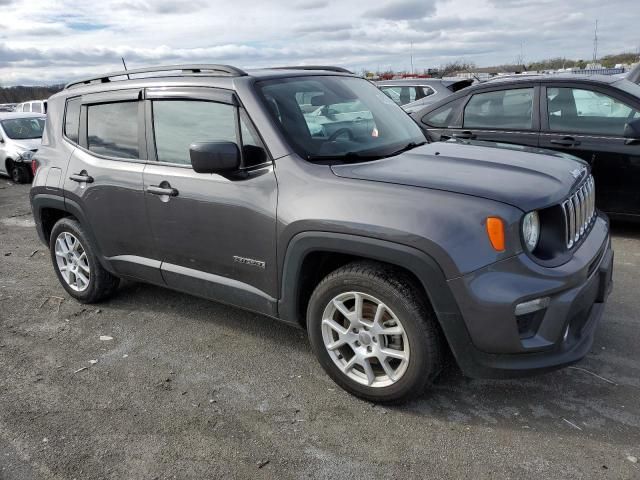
(561, 174, 596, 249)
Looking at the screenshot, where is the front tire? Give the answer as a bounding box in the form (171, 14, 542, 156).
(10, 164, 29, 184)
(49, 218, 120, 303)
(307, 261, 443, 403)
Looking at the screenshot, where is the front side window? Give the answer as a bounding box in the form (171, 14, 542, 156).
(547, 87, 640, 136)
(64, 97, 81, 143)
(0, 118, 45, 139)
(152, 100, 237, 165)
(464, 88, 534, 130)
(87, 102, 139, 159)
(259, 76, 425, 161)
(32, 102, 43, 113)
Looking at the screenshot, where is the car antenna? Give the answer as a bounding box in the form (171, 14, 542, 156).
(121, 57, 130, 80)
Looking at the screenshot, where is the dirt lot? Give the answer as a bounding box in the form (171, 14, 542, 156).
(0, 180, 639, 480)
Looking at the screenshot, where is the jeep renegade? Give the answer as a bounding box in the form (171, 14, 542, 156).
(30, 65, 613, 402)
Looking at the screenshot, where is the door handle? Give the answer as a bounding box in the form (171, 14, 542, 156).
(69, 172, 94, 183)
(452, 130, 476, 140)
(147, 185, 179, 197)
(550, 137, 581, 147)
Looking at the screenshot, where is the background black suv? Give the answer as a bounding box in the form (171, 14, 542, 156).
(412, 75, 640, 220)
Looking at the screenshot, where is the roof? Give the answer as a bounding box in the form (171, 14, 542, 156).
(482, 73, 621, 85)
(375, 78, 450, 86)
(0, 112, 46, 120)
(63, 64, 355, 90)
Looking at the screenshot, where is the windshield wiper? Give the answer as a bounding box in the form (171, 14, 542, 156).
(307, 151, 384, 163)
(388, 141, 427, 157)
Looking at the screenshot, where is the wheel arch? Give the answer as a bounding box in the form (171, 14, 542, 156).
(279, 232, 464, 330)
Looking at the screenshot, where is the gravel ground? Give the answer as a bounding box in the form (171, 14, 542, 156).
(1, 180, 639, 479)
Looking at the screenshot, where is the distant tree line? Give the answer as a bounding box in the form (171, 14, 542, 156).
(0, 85, 63, 104)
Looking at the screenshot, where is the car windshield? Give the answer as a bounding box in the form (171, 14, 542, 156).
(257, 76, 426, 161)
(1, 118, 45, 140)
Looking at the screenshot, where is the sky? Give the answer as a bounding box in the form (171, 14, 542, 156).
(0, 0, 638, 85)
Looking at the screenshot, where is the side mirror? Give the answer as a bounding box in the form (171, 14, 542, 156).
(623, 118, 640, 145)
(190, 141, 240, 174)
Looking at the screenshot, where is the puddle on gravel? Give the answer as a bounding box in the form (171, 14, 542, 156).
(0, 217, 36, 228)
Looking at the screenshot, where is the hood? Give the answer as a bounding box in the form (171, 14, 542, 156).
(330, 142, 588, 212)
(10, 138, 41, 151)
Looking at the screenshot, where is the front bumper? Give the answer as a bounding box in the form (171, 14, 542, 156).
(445, 215, 613, 378)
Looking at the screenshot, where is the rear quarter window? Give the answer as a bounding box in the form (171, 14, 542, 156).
(64, 97, 82, 144)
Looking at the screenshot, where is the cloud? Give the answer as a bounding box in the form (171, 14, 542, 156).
(0, 0, 637, 85)
(294, 0, 329, 9)
(364, 0, 436, 20)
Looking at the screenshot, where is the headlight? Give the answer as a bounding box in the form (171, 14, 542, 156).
(522, 211, 540, 252)
(19, 150, 34, 161)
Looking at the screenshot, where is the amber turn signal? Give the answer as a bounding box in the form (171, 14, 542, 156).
(486, 217, 505, 251)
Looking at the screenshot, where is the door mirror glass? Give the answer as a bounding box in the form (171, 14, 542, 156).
(623, 117, 640, 138)
(190, 141, 240, 173)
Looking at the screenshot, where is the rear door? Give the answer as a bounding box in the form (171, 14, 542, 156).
(142, 87, 278, 315)
(63, 89, 162, 283)
(539, 83, 640, 215)
(451, 84, 540, 147)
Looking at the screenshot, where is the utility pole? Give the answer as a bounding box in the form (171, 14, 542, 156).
(410, 42, 414, 75)
(592, 20, 598, 64)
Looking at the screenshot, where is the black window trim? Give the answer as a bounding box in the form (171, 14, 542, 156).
(460, 84, 541, 133)
(540, 81, 640, 138)
(77, 89, 147, 164)
(144, 86, 272, 170)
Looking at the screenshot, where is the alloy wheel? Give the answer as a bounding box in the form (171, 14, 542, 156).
(321, 291, 410, 388)
(54, 232, 91, 292)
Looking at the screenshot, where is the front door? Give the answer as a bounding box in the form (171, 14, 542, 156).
(142, 88, 278, 316)
(539, 84, 640, 216)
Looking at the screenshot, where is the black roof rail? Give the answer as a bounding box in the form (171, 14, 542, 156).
(270, 65, 353, 74)
(64, 64, 247, 90)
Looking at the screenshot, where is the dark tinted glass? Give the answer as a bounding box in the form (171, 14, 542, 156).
(64, 97, 81, 143)
(464, 88, 534, 130)
(153, 100, 237, 165)
(547, 87, 640, 135)
(87, 102, 139, 159)
(423, 103, 455, 127)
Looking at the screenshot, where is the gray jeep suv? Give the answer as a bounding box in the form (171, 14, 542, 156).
(30, 65, 613, 402)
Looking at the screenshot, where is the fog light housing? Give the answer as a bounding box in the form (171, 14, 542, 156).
(514, 297, 550, 316)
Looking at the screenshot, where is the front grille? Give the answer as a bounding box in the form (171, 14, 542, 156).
(561, 175, 596, 249)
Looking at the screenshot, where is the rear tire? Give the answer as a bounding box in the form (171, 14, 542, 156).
(307, 261, 443, 403)
(49, 217, 120, 303)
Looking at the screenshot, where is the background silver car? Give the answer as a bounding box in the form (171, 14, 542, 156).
(0, 112, 45, 183)
(376, 78, 473, 113)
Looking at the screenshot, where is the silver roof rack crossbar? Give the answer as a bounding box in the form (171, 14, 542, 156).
(270, 65, 353, 74)
(64, 64, 247, 89)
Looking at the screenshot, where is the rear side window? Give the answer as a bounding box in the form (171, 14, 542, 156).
(87, 102, 139, 159)
(463, 88, 534, 130)
(32, 102, 43, 113)
(547, 87, 640, 136)
(64, 97, 81, 143)
(24, 103, 31, 112)
(152, 100, 237, 165)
